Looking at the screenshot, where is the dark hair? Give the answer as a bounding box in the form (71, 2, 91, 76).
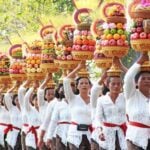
(30, 93, 37, 106)
(44, 87, 54, 101)
(12, 94, 18, 106)
(106, 76, 123, 85)
(0, 94, 4, 106)
(102, 85, 110, 95)
(55, 83, 63, 99)
(135, 71, 150, 83)
(75, 77, 92, 94)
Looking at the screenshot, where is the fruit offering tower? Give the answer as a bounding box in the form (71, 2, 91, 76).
(40, 24, 58, 73)
(72, 8, 96, 60)
(129, 0, 150, 52)
(9, 44, 26, 81)
(91, 19, 112, 70)
(26, 40, 44, 81)
(0, 52, 10, 84)
(101, 3, 129, 58)
(100, 3, 129, 77)
(71, 8, 96, 77)
(129, 0, 150, 71)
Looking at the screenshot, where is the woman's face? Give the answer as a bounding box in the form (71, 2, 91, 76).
(77, 78, 91, 93)
(14, 96, 20, 107)
(138, 73, 150, 95)
(45, 88, 55, 102)
(32, 97, 38, 108)
(108, 77, 122, 94)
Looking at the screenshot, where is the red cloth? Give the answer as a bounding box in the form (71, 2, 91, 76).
(27, 126, 39, 147)
(23, 124, 29, 127)
(71, 122, 93, 132)
(103, 122, 127, 136)
(57, 121, 70, 125)
(0, 123, 20, 134)
(128, 121, 150, 128)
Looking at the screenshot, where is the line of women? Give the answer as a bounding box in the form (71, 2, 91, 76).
(0, 52, 149, 150)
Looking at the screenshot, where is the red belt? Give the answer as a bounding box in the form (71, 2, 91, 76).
(0, 123, 20, 134)
(27, 126, 39, 147)
(71, 122, 93, 132)
(129, 121, 150, 128)
(23, 124, 29, 127)
(57, 121, 70, 125)
(103, 122, 127, 136)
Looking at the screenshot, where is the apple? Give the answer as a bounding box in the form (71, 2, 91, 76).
(104, 29, 110, 35)
(140, 32, 147, 39)
(147, 33, 150, 39)
(75, 45, 81, 51)
(61, 55, 66, 60)
(82, 45, 88, 51)
(108, 39, 116, 46)
(136, 27, 143, 33)
(89, 46, 95, 51)
(101, 40, 109, 46)
(88, 31, 92, 35)
(117, 29, 124, 35)
(81, 30, 88, 36)
(117, 39, 124, 46)
(87, 35, 93, 40)
(67, 55, 73, 60)
(110, 29, 117, 34)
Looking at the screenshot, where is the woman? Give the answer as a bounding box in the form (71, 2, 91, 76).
(18, 80, 30, 150)
(37, 74, 55, 149)
(4, 82, 22, 150)
(46, 83, 71, 150)
(95, 59, 127, 150)
(0, 85, 10, 150)
(24, 81, 41, 150)
(90, 71, 107, 150)
(38, 83, 61, 150)
(124, 52, 150, 150)
(63, 61, 92, 150)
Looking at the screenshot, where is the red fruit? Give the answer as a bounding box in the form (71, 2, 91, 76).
(67, 55, 73, 60)
(147, 33, 150, 39)
(140, 32, 147, 39)
(67, 47, 72, 51)
(136, 27, 143, 33)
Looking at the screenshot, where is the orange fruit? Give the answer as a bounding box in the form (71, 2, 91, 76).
(106, 34, 113, 40)
(113, 34, 120, 40)
(116, 23, 123, 29)
(36, 59, 41, 64)
(121, 35, 126, 40)
(30, 60, 35, 65)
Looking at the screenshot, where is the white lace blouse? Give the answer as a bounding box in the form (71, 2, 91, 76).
(46, 99, 70, 146)
(18, 85, 28, 133)
(37, 88, 48, 122)
(96, 93, 127, 150)
(4, 93, 22, 148)
(63, 77, 92, 148)
(24, 88, 41, 149)
(124, 63, 150, 149)
(90, 82, 103, 143)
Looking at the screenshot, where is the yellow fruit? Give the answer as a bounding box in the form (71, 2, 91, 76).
(113, 34, 120, 40)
